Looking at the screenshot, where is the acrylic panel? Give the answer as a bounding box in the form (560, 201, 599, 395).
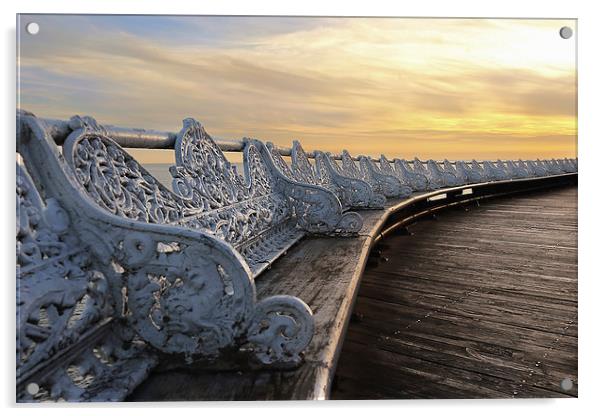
(16, 14, 577, 402)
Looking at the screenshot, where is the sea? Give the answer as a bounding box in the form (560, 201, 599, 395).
(144, 163, 245, 189)
(143, 164, 173, 188)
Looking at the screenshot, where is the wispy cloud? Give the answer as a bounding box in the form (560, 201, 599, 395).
(17, 15, 576, 162)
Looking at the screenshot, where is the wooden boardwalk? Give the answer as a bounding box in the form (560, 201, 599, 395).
(331, 186, 578, 399)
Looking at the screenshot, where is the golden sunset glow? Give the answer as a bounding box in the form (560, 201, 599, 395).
(18, 16, 576, 163)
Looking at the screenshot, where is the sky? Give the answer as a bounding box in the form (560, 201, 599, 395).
(17, 15, 577, 163)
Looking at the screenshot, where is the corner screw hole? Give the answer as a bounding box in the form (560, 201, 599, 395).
(26, 382, 39, 395)
(559, 26, 573, 39)
(26, 22, 40, 35)
(560, 378, 574, 391)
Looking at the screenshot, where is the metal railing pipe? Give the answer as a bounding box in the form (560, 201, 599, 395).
(36, 116, 555, 165)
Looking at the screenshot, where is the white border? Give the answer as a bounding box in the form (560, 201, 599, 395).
(3, 1, 600, 414)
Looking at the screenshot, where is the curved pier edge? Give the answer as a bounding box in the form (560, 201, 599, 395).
(331, 186, 577, 399)
(312, 172, 578, 399)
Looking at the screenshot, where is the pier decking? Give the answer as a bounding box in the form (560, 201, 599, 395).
(331, 186, 578, 399)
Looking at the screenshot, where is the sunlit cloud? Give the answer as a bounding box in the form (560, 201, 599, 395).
(17, 15, 576, 163)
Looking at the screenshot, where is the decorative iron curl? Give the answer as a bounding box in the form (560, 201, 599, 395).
(247, 295, 314, 367)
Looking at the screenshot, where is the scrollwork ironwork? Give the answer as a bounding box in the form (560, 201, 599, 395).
(442, 160, 465, 186)
(18, 113, 317, 380)
(412, 158, 438, 190)
(425, 160, 458, 188)
(340, 150, 410, 198)
(248, 139, 362, 236)
(246, 295, 314, 367)
(63, 121, 186, 224)
(483, 160, 508, 181)
(16, 155, 155, 402)
(62, 118, 296, 275)
(265, 142, 295, 180)
(359, 155, 411, 198)
(455, 160, 483, 183)
(315, 151, 385, 209)
(392, 159, 429, 191)
(290, 140, 318, 185)
(502, 160, 528, 179)
(278, 140, 384, 210)
(16, 160, 113, 379)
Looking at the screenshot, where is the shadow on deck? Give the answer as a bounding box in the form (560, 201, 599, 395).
(331, 186, 578, 399)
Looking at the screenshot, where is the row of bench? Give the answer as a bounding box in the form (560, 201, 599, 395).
(16, 110, 577, 401)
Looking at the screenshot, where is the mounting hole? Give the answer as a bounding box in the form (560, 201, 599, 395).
(560, 378, 574, 391)
(26, 382, 39, 395)
(26, 22, 40, 35)
(559, 26, 573, 39)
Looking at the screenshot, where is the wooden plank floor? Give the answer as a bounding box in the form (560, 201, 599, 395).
(331, 186, 578, 400)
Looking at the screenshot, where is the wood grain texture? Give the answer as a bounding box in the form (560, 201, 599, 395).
(331, 187, 577, 399)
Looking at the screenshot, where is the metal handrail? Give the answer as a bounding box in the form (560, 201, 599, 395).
(36, 116, 570, 165)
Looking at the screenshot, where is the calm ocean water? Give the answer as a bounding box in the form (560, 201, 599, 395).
(144, 163, 245, 189)
(143, 164, 172, 187)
